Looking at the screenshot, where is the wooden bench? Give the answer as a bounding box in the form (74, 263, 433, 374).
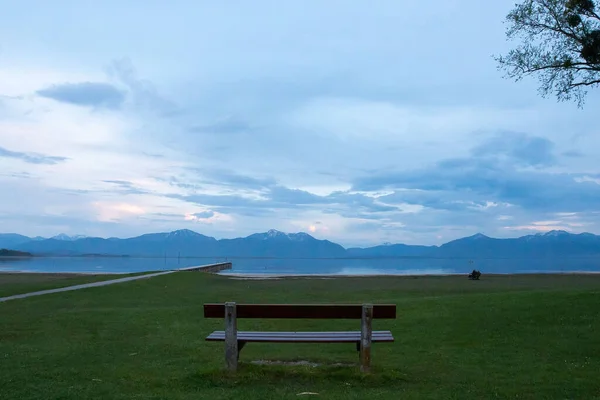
(204, 302, 396, 372)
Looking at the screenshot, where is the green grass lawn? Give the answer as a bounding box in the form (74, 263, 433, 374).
(1, 273, 600, 399)
(0, 271, 155, 298)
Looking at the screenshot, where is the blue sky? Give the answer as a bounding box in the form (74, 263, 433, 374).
(1, 0, 599, 247)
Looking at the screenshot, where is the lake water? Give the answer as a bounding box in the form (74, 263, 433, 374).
(1, 256, 599, 275)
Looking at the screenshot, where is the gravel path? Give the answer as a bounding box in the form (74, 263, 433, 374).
(0, 270, 175, 303)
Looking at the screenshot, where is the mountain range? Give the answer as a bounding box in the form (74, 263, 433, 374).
(2, 229, 600, 259)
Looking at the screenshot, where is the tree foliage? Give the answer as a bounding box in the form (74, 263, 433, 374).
(495, 0, 600, 106)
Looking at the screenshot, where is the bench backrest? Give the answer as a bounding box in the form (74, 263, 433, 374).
(203, 303, 396, 319)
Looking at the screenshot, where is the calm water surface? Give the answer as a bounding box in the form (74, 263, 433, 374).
(1, 256, 599, 275)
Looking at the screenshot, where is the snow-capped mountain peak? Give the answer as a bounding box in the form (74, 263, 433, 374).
(166, 229, 201, 238)
(469, 233, 489, 240)
(249, 230, 315, 241)
(542, 230, 570, 237)
(287, 232, 314, 241)
(51, 234, 88, 241)
(266, 229, 286, 238)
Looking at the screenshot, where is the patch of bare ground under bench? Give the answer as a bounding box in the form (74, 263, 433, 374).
(250, 360, 355, 367)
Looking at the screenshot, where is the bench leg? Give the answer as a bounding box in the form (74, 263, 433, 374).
(225, 302, 238, 372)
(237, 341, 246, 361)
(360, 304, 373, 373)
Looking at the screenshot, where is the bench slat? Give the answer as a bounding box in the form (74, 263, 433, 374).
(206, 336, 394, 343)
(206, 330, 394, 343)
(207, 331, 394, 336)
(204, 304, 396, 319)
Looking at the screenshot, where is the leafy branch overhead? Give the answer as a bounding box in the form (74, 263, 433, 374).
(495, 0, 600, 106)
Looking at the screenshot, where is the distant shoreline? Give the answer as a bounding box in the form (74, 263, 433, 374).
(220, 271, 600, 278)
(0, 250, 33, 258)
(2, 270, 600, 277)
(3, 254, 600, 260)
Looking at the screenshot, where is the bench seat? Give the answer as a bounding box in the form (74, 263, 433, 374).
(206, 330, 394, 343)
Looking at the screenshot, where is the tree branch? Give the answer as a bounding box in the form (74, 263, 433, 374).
(497, 0, 600, 107)
(540, 0, 586, 42)
(570, 78, 600, 86)
(521, 62, 600, 72)
(525, 20, 586, 44)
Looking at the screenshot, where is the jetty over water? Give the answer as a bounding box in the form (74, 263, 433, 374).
(177, 262, 232, 273)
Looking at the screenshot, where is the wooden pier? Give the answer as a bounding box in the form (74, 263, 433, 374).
(177, 262, 232, 273)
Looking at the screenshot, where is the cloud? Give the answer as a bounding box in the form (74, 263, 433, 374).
(170, 192, 266, 210)
(101, 180, 149, 195)
(93, 201, 146, 222)
(36, 82, 125, 109)
(0, 171, 32, 179)
(471, 131, 557, 167)
(575, 176, 600, 185)
(106, 58, 179, 116)
(0, 212, 122, 237)
(562, 150, 584, 158)
(352, 133, 600, 214)
(0, 146, 68, 165)
(189, 115, 252, 134)
(191, 210, 215, 219)
(167, 179, 402, 225)
(268, 186, 324, 205)
(141, 151, 165, 159)
(328, 192, 398, 213)
(193, 169, 277, 190)
(165, 168, 399, 216)
(356, 160, 600, 213)
(102, 180, 135, 186)
(2, 1, 600, 246)
(504, 224, 572, 232)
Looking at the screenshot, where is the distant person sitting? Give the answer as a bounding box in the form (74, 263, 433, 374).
(468, 269, 481, 280)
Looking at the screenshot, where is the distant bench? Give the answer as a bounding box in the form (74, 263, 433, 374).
(204, 302, 396, 372)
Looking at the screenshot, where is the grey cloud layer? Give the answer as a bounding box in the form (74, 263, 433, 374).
(0, 146, 68, 165)
(472, 132, 557, 167)
(106, 58, 180, 116)
(34, 58, 178, 115)
(162, 131, 600, 233)
(353, 133, 600, 213)
(3, 0, 600, 245)
(36, 82, 125, 109)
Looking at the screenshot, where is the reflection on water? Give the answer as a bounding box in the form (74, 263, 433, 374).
(0, 256, 599, 275)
